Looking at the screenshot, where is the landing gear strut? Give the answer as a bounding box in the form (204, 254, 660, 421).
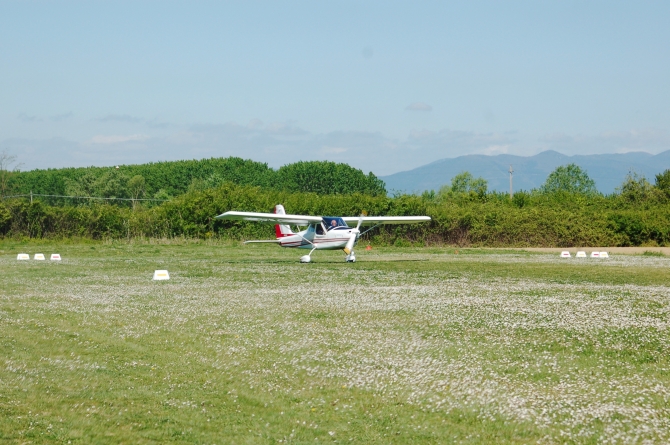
(300, 247, 317, 263)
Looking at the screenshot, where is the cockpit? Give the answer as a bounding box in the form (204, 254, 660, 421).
(322, 217, 349, 231)
(313, 217, 350, 235)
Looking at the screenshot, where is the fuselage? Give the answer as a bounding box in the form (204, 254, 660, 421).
(278, 218, 357, 250)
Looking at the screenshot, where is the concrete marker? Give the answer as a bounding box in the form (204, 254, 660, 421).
(153, 270, 170, 281)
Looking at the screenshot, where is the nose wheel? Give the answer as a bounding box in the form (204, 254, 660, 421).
(345, 252, 356, 263)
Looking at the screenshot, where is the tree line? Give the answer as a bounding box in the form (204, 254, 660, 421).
(3, 158, 670, 247)
(2, 171, 670, 246)
(2, 156, 387, 203)
(422, 163, 670, 203)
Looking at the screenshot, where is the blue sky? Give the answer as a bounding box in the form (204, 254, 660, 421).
(1, 1, 669, 175)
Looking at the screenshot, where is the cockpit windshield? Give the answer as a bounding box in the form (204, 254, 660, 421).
(322, 217, 349, 231)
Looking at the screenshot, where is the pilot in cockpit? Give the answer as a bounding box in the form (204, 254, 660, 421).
(329, 219, 338, 230)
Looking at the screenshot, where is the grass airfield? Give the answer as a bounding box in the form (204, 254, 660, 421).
(1, 241, 670, 444)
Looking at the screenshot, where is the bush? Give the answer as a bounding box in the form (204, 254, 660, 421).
(4, 180, 670, 248)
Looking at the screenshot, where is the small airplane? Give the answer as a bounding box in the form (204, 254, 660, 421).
(215, 205, 431, 263)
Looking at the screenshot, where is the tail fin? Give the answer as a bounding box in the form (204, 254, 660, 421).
(274, 204, 293, 238)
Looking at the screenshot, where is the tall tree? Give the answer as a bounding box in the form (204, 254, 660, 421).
(128, 175, 146, 209)
(540, 164, 597, 195)
(619, 171, 657, 203)
(438, 171, 488, 200)
(275, 161, 386, 196)
(0, 150, 22, 198)
(654, 169, 670, 199)
(64, 172, 98, 197)
(93, 169, 129, 199)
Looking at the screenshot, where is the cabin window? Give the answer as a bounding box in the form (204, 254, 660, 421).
(316, 223, 326, 235)
(323, 217, 348, 231)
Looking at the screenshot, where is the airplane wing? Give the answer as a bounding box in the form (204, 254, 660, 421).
(215, 211, 322, 225)
(341, 216, 431, 226)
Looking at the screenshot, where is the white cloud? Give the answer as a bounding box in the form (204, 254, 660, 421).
(407, 129, 515, 151)
(320, 146, 349, 155)
(7, 122, 670, 177)
(3, 126, 520, 175)
(17, 113, 42, 122)
(482, 144, 510, 155)
(539, 128, 670, 155)
(264, 121, 308, 136)
(405, 102, 432, 111)
(88, 134, 150, 144)
(93, 114, 171, 129)
(96, 114, 143, 124)
(50, 112, 73, 122)
(248, 118, 264, 130)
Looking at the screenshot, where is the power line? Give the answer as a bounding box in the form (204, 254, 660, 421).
(1, 193, 168, 202)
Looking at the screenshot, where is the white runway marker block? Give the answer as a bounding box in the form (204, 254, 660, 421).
(590, 251, 600, 258)
(560, 251, 571, 258)
(576, 251, 587, 258)
(599, 252, 609, 258)
(50, 254, 62, 261)
(153, 270, 170, 281)
(34, 253, 46, 260)
(17, 253, 30, 260)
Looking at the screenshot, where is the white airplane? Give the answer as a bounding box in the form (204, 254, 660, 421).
(215, 205, 431, 263)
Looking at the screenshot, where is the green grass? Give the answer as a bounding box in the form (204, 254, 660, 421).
(1, 240, 670, 443)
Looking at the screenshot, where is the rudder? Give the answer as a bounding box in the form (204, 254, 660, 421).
(274, 205, 293, 238)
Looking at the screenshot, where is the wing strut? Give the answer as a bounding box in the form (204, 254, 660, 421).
(360, 224, 382, 237)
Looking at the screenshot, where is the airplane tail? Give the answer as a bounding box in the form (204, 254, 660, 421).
(274, 205, 293, 238)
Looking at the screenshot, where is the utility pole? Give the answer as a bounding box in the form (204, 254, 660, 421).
(508, 165, 514, 199)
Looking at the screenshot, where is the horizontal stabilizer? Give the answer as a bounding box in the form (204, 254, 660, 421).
(243, 239, 282, 244)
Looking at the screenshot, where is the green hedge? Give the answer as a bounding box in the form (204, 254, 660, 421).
(3, 183, 670, 247)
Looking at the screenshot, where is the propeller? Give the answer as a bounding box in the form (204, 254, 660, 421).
(343, 233, 356, 255)
(343, 215, 364, 255)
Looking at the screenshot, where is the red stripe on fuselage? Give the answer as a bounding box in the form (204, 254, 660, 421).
(280, 238, 349, 247)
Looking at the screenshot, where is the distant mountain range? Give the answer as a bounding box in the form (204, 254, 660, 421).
(380, 150, 670, 195)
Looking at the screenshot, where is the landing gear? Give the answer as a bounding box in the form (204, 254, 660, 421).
(298, 248, 357, 263)
(300, 247, 317, 263)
